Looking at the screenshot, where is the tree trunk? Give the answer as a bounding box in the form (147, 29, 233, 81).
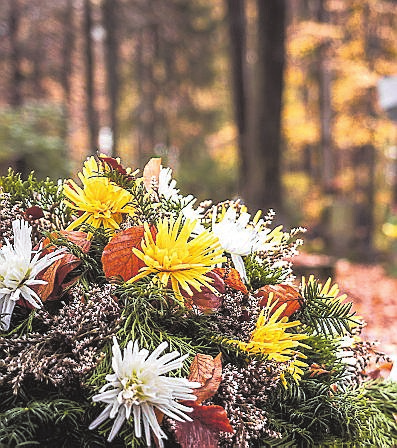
(61, 0, 74, 104)
(32, 29, 45, 99)
(102, 0, 119, 156)
(225, 0, 248, 192)
(135, 25, 156, 167)
(316, 0, 334, 193)
(243, 0, 286, 216)
(9, 0, 23, 106)
(83, 0, 99, 153)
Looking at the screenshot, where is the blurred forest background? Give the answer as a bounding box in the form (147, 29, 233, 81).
(1, 0, 397, 263)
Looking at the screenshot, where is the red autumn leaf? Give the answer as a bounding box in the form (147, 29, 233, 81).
(189, 353, 223, 404)
(98, 154, 130, 177)
(213, 267, 248, 295)
(102, 226, 150, 281)
(181, 271, 225, 312)
(142, 157, 161, 192)
(255, 284, 302, 318)
(189, 404, 234, 433)
(25, 205, 44, 220)
(174, 353, 233, 447)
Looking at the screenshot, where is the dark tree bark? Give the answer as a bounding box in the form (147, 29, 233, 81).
(83, 0, 99, 153)
(135, 25, 156, 167)
(61, 0, 74, 103)
(102, 0, 119, 156)
(32, 29, 45, 99)
(9, 0, 23, 106)
(243, 0, 286, 216)
(225, 0, 248, 192)
(316, 0, 334, 193)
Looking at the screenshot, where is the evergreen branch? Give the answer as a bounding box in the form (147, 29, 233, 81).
(298, 280, 359, 337)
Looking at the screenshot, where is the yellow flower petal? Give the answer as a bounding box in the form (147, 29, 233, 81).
(128, 214, 226, 302)
(63, 156, 135, 232)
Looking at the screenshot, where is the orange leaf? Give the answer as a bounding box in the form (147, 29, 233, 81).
(142, 158, 161, 192)
(365, 361, 393, 379)
(41, 230, 91, 255)
(309, 363, 331, 378)
(102, 226, 149, 281)
(188, 354, 215, 385)
(213, 268, 248, 295)
(255, 284, 302, 318)
(189, 353, 222, 404)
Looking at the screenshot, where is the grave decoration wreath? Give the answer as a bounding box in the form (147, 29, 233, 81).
(1, 155, 397, 448)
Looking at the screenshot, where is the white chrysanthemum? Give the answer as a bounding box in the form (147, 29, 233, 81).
(0, 219, 64, 330)
(212, 206, 269, 281)
(89, 337, 200, 447)
(158, 167, 180, 200)
(181, 202, 206, 235)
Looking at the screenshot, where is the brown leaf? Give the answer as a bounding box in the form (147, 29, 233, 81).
(188, 354, 215, 385)
(36, 253, 81, 301)
(255, 284, 302, 318)
(189, 353, 222, 405)
(102, 226, 148, 281)
(213, 268, 248, 295)
(35, 231, 91, 302)
(142, 157, 161, 192)
(17, 231, 91, 306)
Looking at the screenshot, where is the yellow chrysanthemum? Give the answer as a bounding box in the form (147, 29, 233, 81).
(232, 298, 309, 363)
(128, 215, 226, 301)
(63, 156, 135, 231)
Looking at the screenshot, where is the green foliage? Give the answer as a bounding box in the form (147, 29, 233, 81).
(263, 379, 397, 447)
(0, 398, 99, 448)
(297, 279, 359, 337)
(245, 254, 290, 290)
(0, 102, 70, 180)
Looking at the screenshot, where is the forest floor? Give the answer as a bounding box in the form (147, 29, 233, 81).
(334, 259, 397, 357)
(294, 254, 397, 358)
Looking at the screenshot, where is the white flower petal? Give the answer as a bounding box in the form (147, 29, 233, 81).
(88, 404, 112, 430)
(108, 405, 126, 442)
(89, 337, 200, 446)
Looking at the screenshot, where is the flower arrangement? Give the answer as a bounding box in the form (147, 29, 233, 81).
(1, 155, 397, 448)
